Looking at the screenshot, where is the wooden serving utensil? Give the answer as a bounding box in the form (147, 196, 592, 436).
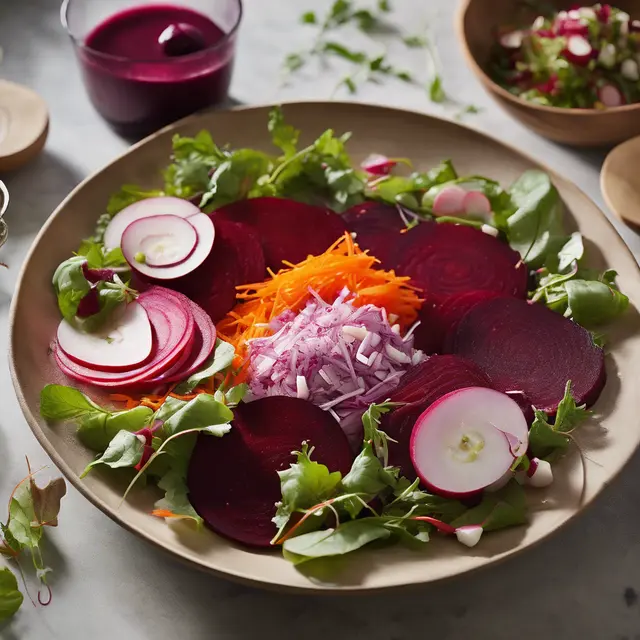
(0, 79, 49, 173)
(601, 135, 640, 228)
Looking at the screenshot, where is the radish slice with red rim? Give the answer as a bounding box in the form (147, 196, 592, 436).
(122, 214, 198, 267)
(598, 83, 624, 107)
(103, 197, 201, 250)
(432, 186, 467, 216)
(462, 191, 491, 219)
(410, 387, 529, 498)
(562, 35, 593, 65)
(54, 287, 195, 388)
(127, 213, 215, 280)
(57, 301, 153, 371)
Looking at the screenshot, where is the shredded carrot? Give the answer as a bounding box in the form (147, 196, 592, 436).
(216, 232, 422, 362)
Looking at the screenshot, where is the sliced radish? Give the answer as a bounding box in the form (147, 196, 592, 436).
(121, 214, 197, 268)
(410, 387, 529, 498)
(57, 301, 153, 371)
(598, 83, 624, 107)
(556, 18, 588, 37)
(432, 186, 467, 216)
(103, 197, 201, 250)
(361, 154, 397, 176)
(455, 525, 483, 548)
(523, 457, 553, 488)
(499, 30, 525, 49)
(125, 213, 215, 280)
(54, 287, 195, 388)
(462, 191, 491, 219)
(563, 35, 593, 65)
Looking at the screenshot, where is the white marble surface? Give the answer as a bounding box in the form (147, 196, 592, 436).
(1, 1, 640, 638)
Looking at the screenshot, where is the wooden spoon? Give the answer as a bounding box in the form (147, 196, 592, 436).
(601, 135, 640, 228)
(0, 79, 49, 172)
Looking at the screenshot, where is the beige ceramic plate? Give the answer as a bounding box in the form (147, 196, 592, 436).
(9, 102, 640, 592)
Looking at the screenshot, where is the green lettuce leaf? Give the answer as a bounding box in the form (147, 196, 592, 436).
(160, 394, 233, 438)
(273, 443, 343, 530)
(153, 469, 203, 527)
(0, 568, 23, 622)
(564, 272, 629, 328)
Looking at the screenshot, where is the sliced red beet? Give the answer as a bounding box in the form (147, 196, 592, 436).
(390, 223, 527, 303)
(187, 397, 354, 547)
(382, 355, 492, 479)
(54, 287, 195, 388)
(412, 290, 506, 354)
(341, 201, 406, 266)
(166, 218, 266, 322)
(447, 297, 606, 413)
(213, 197, 347, 271)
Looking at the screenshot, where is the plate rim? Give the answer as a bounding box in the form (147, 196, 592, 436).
(9, 100, 640, 593)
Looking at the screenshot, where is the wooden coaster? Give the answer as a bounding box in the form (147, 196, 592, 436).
(0, 79, 49, 172)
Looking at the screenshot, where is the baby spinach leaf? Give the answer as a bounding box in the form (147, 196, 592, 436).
(81, 430, 145, 476)
(40, 384, 153, 452)
(451, 481, 527, 531)
(52, 256, 91, 321)
(506, 170, 564, 267)
(565, 275, 629, 328)
(161, 394, 233, 438)
(0, 568, 23, 622)
(174, 339, 235, 394)
(282, 519, 391, 564)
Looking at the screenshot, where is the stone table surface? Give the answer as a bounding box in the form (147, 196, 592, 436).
(1, 1, 640, 638)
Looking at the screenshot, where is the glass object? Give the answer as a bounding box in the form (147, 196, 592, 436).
(61, 0, 242, 138)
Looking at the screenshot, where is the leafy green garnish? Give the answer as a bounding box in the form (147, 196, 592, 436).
(450, 481, 527, 531)
(529, 381, 590, 460)
(52, 256, 91, 322)
(153, 470, 204, 527)
(173, 340, 236, 394)
(81, 430, 146, 477)
(0, 568, 23, 622)
(40, 384, 153, 452)
(429, 75, 446, 103)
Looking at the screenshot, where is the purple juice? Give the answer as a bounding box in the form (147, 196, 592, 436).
(79, 4, 237, 138)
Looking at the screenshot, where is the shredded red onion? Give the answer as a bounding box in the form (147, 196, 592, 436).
(245, 288, 426, 446)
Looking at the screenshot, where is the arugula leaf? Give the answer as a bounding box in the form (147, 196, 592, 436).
(529, 381, 590, 459)
(81, 430, 145, 477)
(173, 339, 235, 394)
(451, 481, 527, 531)
(77, 242, 128, 269)
(273, 443, 343, 530)
(361, 401, 401, 466)
(8, 481, 43, 549)
(40, 384, 153, 452)
(506, 170, 564, 267)
(153, 469, 203, 526)
(323, 41, 367, 64)
(385, 477, 467, 521)
(0, 567, 23, 622)
(282, 519, 391, 564)
(429, 75, 446, 103)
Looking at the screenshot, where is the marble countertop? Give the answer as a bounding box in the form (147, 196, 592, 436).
(2, 1, 640, 638)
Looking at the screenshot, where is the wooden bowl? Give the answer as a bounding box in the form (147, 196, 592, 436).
(456, 0, 640, 147)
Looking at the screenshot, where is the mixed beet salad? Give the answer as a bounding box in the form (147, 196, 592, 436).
(492, 3, 640, 109)
(39, 107, 629, 567)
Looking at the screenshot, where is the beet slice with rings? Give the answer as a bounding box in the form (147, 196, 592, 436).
(166, 217, 266, 322)
(447, 297, 606, 414)
(213, 197, 347, 271)
(390, 223, 528, 302)
(381, 355, 493, 479)
(187, 397, 354, 548)
(412, 290, 507, 355)
(341, 201, 406, 267)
